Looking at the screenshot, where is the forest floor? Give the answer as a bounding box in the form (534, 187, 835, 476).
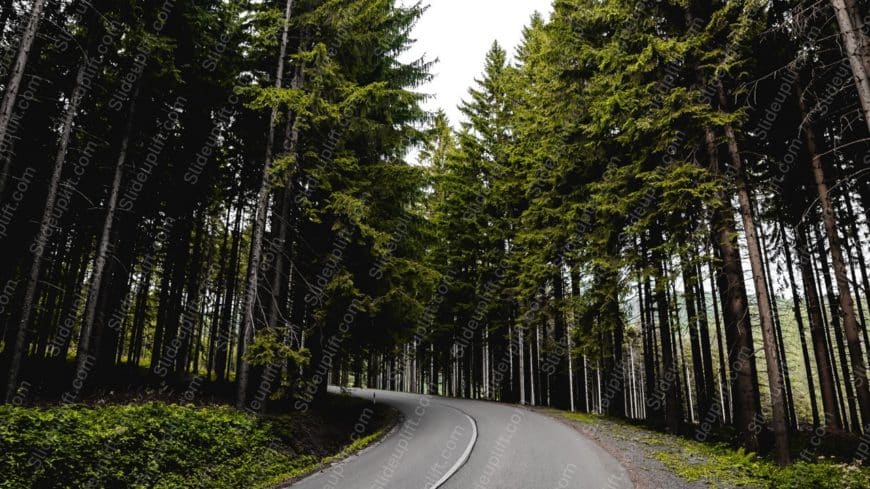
(538, 408, 870, 489)
(0, 392, 399, 489)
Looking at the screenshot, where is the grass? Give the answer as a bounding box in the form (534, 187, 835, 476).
(551, 409, 870, 488)
(0, 395, 396, 489)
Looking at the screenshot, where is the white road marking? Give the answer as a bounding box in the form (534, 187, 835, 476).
(429, 406, 478, 489)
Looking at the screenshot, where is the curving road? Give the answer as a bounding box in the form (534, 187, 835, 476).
(289, 387, 631, 489)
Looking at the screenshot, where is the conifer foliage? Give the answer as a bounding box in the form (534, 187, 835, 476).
(0, 0, 432, 414)
(2, 0, 870, 467)
(416, 0, 870, 465)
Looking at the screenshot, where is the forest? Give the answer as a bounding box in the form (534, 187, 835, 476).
(2, 0, 870, 487)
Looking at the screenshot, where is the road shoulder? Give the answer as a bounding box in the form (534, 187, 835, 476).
(535, 408, 708, 489)
(275, 405, 402, 488)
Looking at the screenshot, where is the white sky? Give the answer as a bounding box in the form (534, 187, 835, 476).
(400, 0, 554, 126)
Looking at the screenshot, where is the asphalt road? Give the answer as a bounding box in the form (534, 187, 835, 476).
(289, 387, 631, 489)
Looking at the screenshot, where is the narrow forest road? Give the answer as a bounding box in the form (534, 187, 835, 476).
(289, 387, 631, 489)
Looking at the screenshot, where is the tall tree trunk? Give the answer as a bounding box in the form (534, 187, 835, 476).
(77, 85, 140, 375)
(129, 267, 152, 367)
(669, 276, 693, 423)
(94, 223, 137, 372)
(840, 0, 870, 75)
(607, 271, 625, 417)
(802, 94, 870, 429)
(237, 0, 296, 408)
(551, 269, 570, 409)
(682, 254, 710, 423)
(788, 126, 844, 434)
(641, 267, 660, 422)
(3, 57, 89, 403)
(719, 97, 790, 463)
(208, 207, 232, 379)
(841, 191, 870, 367)
(694, 260, 718, 424)
(782, 225, 821, 428)
(571, 266, 588, 412)
(830, 0, 870, 132)
(704, 126, 761, 452)
(518, 322, 526, 404)
(815, 222, 862, 431)
(650, 225, 682, 433)
(159, 219, 192, 375)
(703, 259, 731, 425)
(844, 231, 870, 366)
(33, 244, 62, 359)
(813, 244, 851, 429)
(0, 0, 45, 152)
(217, 191, 243, 383)
(179, 212, 207, 372)
(758, 205, 796, 430)
(266, 64, 304, 335)
(686, 0, 762, 444)
(54, 236, 91, 364)
(48, 234, 85, 362)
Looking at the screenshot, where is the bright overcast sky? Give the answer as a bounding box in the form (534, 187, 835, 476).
(400, 0, 553, 126)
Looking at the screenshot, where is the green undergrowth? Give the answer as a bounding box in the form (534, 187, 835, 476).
(551, 409, 870, 488)
(0, 395, 395, 489)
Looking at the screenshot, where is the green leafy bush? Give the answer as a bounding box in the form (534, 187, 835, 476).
(650, 430, 870, 488)
(0, 403, 321, 488)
